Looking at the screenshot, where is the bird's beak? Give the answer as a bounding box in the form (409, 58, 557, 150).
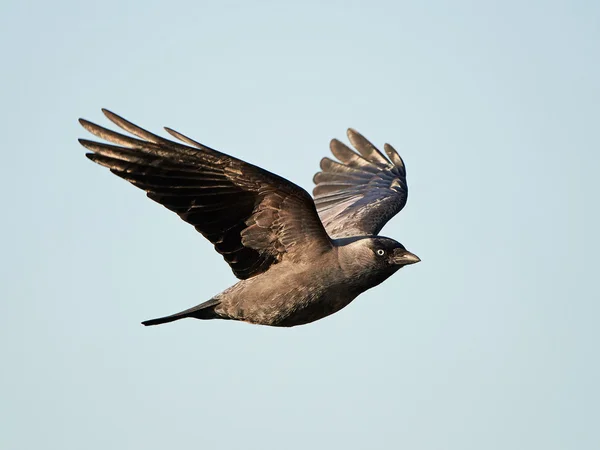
(393, 250, 421, 266)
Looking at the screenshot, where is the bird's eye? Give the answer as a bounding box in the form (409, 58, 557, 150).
(376, 249, 385, 256)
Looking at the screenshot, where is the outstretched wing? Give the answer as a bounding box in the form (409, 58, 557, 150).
(312, 129, 408, 239)
(80, 109, 332, 280)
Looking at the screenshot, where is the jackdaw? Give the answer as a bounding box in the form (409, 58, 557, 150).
(79, 110, 420, 327)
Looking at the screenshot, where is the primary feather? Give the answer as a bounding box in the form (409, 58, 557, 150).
(80, 109, 332, 280)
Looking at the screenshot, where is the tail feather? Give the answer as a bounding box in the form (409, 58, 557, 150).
(141, 314, 188, 326)
(142, 299, 221, 326)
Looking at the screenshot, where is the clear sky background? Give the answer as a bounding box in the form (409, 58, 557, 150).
(1, 1, 598, 449)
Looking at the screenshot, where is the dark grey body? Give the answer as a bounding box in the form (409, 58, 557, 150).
(214, 257, 355, 326)
(143, 237, 416, 327)
(79, 110, 420, 328)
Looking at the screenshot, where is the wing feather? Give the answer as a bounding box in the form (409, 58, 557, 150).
(81, 110, 332, 279)
(313, 129, 408, 238)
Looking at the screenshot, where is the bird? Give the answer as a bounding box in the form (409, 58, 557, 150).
(79, 109, 420, 327)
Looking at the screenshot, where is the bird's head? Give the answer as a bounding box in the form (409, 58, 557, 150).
(338, 236, 420, 289)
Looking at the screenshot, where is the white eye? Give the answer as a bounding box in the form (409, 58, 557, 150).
(376, 249, 385, 256)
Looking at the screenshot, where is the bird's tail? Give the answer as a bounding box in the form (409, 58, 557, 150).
(142, 299, 221, 326)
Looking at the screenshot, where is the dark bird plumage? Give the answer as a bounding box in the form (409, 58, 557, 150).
(80, 110, 420, 327)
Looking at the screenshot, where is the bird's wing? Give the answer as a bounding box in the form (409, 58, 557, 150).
(80, 110, 332, 280)
(312, 129, 408, 239)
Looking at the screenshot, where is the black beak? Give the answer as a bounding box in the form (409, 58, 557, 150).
(393, 250, 421, 266)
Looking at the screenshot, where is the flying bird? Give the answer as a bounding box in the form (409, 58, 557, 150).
(79, 110, 420, 327)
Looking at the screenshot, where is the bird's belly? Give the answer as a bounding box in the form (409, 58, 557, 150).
(274, 290, 356, 327)
(239, 286, 356, 327)
(217, 267, 359, 327)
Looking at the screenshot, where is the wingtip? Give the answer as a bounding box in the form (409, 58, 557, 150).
(101, 108, 121, 123)
(163, 126, 204, 148)
(78, 138, 96, 150)
(347, 127, 368, 141)
(78, 118, 95, 132)
(345, 128, 389, 165)
(163, 126, 179, 139)
(79, 141, 104, 162)
(384, 143, 405, 169)
(329, 138, 343, 150)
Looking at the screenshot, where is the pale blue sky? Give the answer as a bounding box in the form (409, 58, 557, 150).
(2, 1, 599, 449)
